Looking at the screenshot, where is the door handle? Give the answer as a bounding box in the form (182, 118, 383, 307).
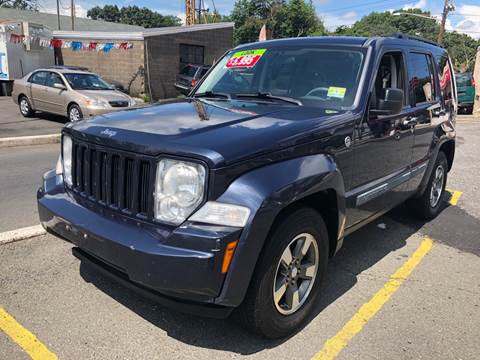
(402, 117, 418, 127)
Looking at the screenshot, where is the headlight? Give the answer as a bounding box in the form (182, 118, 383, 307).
(189, 202, 251, 227)
(84, 98, 109, 108)
(154, 159, 206, 225)
(62, 135, 73, 186)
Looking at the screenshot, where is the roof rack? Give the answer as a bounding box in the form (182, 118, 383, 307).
(46, 65, 90, 71)
(387, 32, 443, 48)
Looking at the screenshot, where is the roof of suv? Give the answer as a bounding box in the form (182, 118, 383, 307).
(234, 34, 443, 52)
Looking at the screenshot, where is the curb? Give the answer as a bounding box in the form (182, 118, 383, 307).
(0, 225, 46, 245)
(0, 134, 61, 148)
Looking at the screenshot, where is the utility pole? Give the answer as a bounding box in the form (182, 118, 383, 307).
(71, 0, 75, 31)
(56, 0, 61, 30)
(438, 0, 455, 45)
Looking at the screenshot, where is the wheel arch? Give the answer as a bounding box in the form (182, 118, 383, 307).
(439, 139, 455, 171)
(214, 154, 346, 307)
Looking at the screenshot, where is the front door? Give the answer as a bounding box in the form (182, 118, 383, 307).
(347, 50, 415, 228)
(43, 72, 67, 114)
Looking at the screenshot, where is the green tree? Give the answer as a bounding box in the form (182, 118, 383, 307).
(87, 5, 181, 28)
(0, 0, 37, 10)
(332, 9, 479, 71)
(231, 0, 325, 45)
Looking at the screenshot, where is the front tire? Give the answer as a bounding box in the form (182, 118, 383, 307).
(237, 207, 329, 338)
(410, 152, 448, 220)
(19, 96, 34, 117)
(68, 104, 83, 122)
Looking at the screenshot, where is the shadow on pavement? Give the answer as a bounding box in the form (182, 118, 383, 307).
(77, 195, 477, 354)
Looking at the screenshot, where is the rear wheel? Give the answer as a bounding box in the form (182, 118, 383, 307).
(68, 104, 83, 122)
(237, 207, 329, 338)
(19, 96, 34, 117)
(409, 152, 448, 220)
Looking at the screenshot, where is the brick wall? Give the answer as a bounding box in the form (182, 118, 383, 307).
(57, 39, 145, 96)
(145, 27, 233, 99)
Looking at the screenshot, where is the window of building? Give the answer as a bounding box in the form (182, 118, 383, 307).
(407, 53, 436, 105)
(179, 44, 205, 70)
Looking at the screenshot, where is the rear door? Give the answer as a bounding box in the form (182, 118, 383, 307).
(404, 51, 443, 192)
(29, 71, 48, 110)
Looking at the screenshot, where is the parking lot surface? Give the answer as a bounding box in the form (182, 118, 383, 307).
(0, 115, 479, 360)
(0, 97, 65, 138)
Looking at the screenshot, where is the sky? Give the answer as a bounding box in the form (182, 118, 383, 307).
(38, 0, 480, 39)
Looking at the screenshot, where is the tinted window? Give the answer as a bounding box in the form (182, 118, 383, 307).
(407, 53, 435, 104)
(45, 72, 64, 88)
(29, 71, 48, 85)
(197, 67, 210, 79)
(196, 47, 365, 108)
(436, 55, 455, 109)
(455, 73, 472, 86)
(181, 65, 198, 77)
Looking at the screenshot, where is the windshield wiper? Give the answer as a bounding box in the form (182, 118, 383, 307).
(193, 91, 231, 100)
(235, 92, 302, 106)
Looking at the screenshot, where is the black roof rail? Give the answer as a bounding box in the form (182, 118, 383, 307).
(386, 32, 443, 48)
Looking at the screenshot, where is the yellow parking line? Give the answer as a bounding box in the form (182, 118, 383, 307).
(446, 189, 463, 206)
(311, 237, 433, 360)
(0, 307, 57, 360)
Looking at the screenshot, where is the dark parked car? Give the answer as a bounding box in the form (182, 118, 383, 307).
(38, 34, 456, 338)
(455, 72, 475, 114)
(174, 64, 211, 95)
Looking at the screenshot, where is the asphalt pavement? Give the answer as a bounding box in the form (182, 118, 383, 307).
(0, 115, 479, 360)
(0, 97, 65, 138)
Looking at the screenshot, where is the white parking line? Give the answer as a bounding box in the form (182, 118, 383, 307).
(0, 225, 46, 245)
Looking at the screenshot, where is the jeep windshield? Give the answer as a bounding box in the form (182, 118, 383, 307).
(194, 46, 365, 108)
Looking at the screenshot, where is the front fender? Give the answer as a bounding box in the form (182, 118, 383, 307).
(214, 154, 345, 307)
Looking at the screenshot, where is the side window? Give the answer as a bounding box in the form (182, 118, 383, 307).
(407, 53, 435, 105)
(437, 55, 455, 109)
(45, 72, 64, 88)
(373, 51, 407, 107)
(29, 71, 48, 86)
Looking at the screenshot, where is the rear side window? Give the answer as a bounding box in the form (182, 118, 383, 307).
(407, 53, 436, 105)
(181, 65, 198, 77)
(29, 71, 48, 85)
(197, 67, 209, 79)
(436, 55, 455, 108)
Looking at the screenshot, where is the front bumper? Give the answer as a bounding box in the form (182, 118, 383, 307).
(38, 170, 241, 317)
(82, 104, 132, 117)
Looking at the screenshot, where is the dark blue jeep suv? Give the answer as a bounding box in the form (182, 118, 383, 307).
(38, 34, 457, 338)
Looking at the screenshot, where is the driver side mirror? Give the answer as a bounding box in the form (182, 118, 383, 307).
(370, 88, 403, 116)
(53, 83, 67, 91)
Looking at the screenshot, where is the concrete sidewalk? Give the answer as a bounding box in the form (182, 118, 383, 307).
(0, 97, 65, 139)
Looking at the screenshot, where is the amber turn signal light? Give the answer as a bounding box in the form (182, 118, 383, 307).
(221, 240, 238, 273)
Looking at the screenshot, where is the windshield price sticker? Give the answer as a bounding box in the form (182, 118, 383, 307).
(327, 86, 347, 99)
(226, 49, 267, 68)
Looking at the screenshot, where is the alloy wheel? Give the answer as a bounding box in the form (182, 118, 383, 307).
(69, 107, 81, 122)
(430, 165, 444, 208)
(273, 233, 319, 315)
(20, 99, 29, 115)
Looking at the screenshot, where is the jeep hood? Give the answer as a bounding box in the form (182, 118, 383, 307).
(66, 98, 350, 167)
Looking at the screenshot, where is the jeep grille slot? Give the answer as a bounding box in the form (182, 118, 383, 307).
(70, 138, 154, 220)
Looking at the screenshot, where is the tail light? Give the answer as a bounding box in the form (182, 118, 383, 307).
(191, 79, 197, 87)
(472, 78, 476, 87)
